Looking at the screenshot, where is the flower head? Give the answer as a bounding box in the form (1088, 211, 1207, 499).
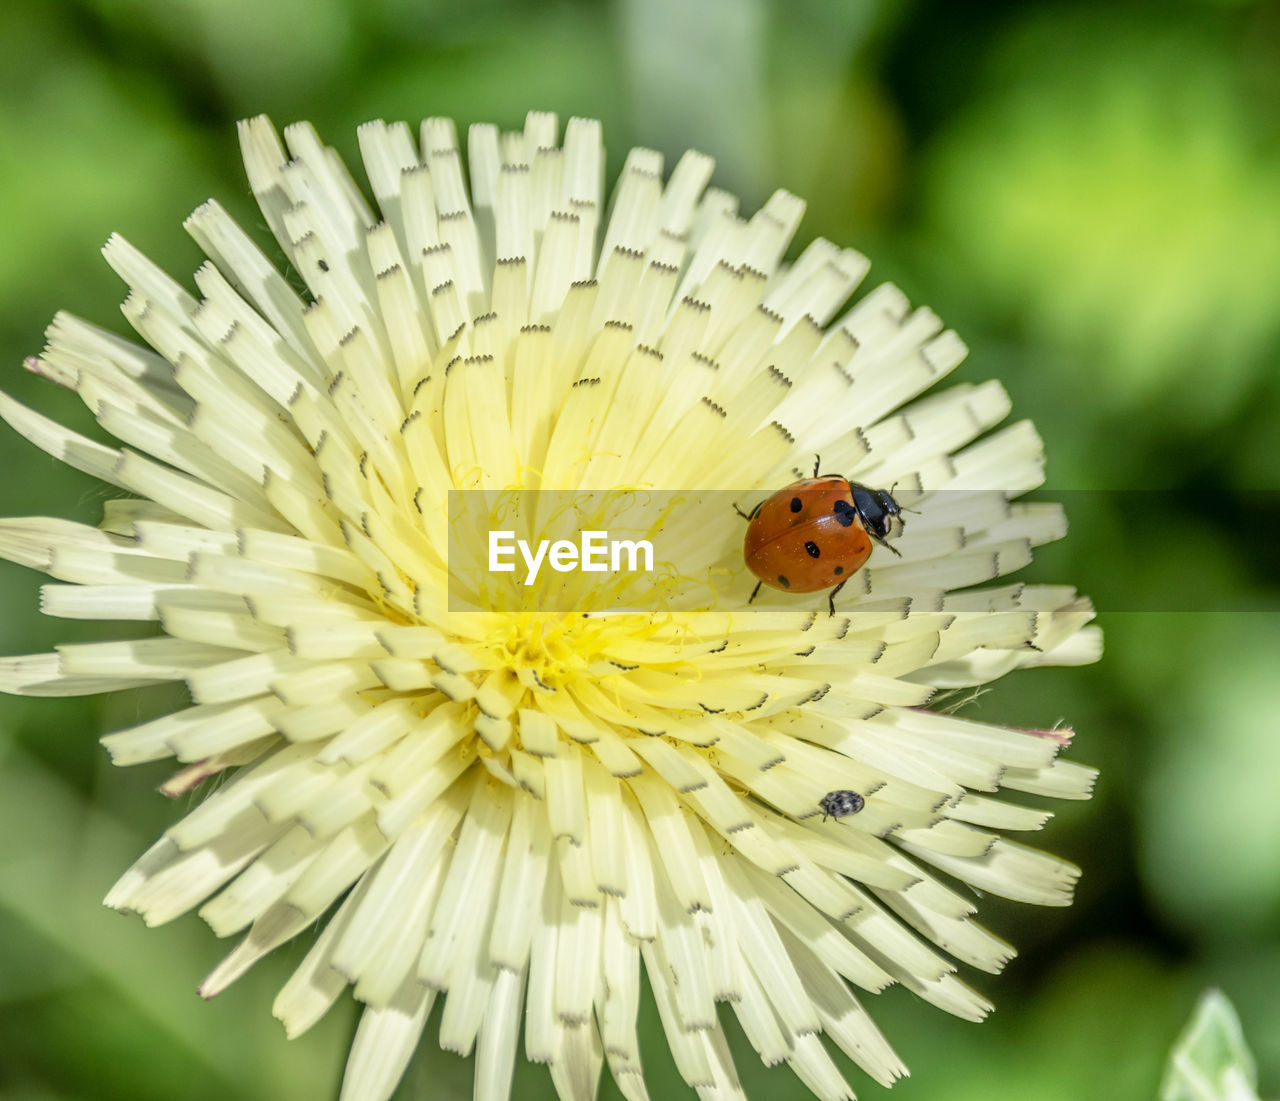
(0, 111, 1099, 1101)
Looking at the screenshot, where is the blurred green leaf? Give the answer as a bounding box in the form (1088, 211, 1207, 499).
(921, 8, 1280, 428)
(0, 742, 352, 1101)
(82, 0, 359, 114)
(1162, 990, 1263, 1101)
(1138, 616, 1280, 939)
(0, 12, 215, 350)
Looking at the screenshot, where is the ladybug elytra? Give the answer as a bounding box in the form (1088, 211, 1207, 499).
(741, 460, 903, 614)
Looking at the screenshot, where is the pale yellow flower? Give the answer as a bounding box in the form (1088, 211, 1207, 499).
(0, 111, 1099, 1101)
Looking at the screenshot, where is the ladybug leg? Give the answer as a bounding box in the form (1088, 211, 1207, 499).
(748, 580, 762, 605)
(871, 532, 903, 557)
(812, 454, 822, 477)
(827, 577, 849, 617)
(734, 500, 763, 521)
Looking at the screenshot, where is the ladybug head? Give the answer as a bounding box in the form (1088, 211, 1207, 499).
(847, 482, 904, 550)
(872, 487, 902, 526)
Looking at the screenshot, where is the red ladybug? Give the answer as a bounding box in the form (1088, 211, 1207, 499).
(741, 460, 903, 614)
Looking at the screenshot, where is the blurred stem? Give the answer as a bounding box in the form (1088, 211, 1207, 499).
(616, 0, 769, 195)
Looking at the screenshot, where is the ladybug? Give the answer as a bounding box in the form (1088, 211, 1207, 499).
(740, 458, 903, 615)
(819, 789, 865, 821)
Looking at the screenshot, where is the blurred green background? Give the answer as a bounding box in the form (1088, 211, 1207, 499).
(1, 0, 1278, 1098)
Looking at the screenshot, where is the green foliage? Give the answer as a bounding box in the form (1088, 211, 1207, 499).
(1139, 617, 1280, 939)
(0, 0, 1278, 1099)
(921, 8, 1280, 429)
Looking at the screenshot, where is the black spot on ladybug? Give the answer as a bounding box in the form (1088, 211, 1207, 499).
(777, 574, 791, 588)
(804, 541, 820, 558)
(834, 565, 844, 575)
(833, 499, 856, 527)
(790, 496, 803, 513)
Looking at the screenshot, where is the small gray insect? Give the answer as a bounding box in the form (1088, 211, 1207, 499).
(819, 789, 865, 821)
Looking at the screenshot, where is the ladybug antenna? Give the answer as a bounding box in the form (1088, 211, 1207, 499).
(886, 482, 921, 516)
